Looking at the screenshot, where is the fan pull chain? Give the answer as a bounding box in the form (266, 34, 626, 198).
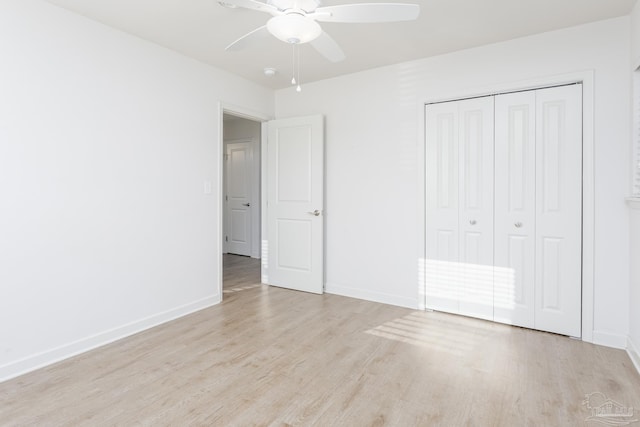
(296, 44, 302, 92)
(291, 43, 296, 85)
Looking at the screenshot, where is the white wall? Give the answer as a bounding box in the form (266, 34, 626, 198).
(276, 17, 632, 346)
(628, 0, 640, 373)
(633, 1, 640, 68)
(223, 117, 262, 258)
(224, 117, 262, 141)
(0, 0, 273, 381)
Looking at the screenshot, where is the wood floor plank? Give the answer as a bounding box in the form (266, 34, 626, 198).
(1, 255, 639, 426)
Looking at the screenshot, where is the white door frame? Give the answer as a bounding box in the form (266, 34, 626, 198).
(419, 70, 595, 343)
(217, 103, 272, 300)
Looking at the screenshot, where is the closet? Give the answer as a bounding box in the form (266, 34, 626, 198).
(425, 84, 582, 337)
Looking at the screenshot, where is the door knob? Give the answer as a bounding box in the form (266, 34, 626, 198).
(469, 220, 477, 226)
(515, 222, 523, 228)
(242, 203, 250, 207)
(308, 210, 321, 217)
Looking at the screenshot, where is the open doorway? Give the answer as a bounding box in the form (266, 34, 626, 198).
(218, 109, 325, 298)
(222, 112, 263, 297)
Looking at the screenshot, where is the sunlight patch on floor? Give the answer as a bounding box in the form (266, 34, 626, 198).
(365, 311, 496, 356)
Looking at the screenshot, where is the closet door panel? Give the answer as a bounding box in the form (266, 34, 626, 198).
(534, 85, 582, 337)
(494, 91, 536, 328)
(426, 101, 460, 314)
(458, 97, 495, 320)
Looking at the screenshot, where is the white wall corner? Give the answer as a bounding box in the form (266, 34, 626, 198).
(628, 336, 640, 375)
(325, 282, 419, 310)
(592, 330, 629, 349)
(0, 295, 221, 383)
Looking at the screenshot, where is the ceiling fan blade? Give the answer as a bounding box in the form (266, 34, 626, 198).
(310, 31, 346, 63)
(311, 3, 419, 23)
(225, 25, 270, 51)
(220, 0, 280, 16)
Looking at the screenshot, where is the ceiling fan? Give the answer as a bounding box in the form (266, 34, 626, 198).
(221, 0, 420, 63)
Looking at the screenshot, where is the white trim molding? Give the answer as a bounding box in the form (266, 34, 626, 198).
(326, 282, 419, 310)
(591, 330, 628, 350)
(0, 295, 220, 383)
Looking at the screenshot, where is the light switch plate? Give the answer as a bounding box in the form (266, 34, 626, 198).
(203, 180, 212, 195)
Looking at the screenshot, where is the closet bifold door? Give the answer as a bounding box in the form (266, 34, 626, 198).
(534, 85, 582, 337)
(426, 100, 460, 314)
(427, 85, 582, 336)
(425, 97, 494, 318)
(493, 85, 583, 336)
(458, 97, 495, 320)
(494, 91, 537, 328)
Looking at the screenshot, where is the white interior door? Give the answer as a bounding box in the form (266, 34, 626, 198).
(266, 115, 324, 294)
(534, 84, 582, 337)
(458, 96, 495, 320)
(225, 141, 253, 256)
(494, 90, 536, 328)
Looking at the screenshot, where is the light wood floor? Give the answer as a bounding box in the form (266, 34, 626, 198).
(1, 255, 639, 426)
(223, 253, 262, 292)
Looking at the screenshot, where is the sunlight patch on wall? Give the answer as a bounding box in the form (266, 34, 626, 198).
(425, 259, 517, 311)
(418, 257, 427, 310)
(261, 239, 269, 283)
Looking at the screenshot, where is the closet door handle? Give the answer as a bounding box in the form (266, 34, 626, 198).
(242, 203, 251, 207)
(469, 220, 477, 226)
(515, 222, 523, 228)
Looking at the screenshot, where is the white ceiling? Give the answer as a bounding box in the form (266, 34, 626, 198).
(46, 0, 636, 90)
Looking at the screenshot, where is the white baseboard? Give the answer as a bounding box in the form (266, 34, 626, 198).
(627, 337, 640, 376)
(592, 330, 628, 349)
(0, 294, 221, 383)
(325, 282, 418, 310)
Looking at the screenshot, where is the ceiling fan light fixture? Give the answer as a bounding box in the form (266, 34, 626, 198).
(267, 14, 321, 44)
